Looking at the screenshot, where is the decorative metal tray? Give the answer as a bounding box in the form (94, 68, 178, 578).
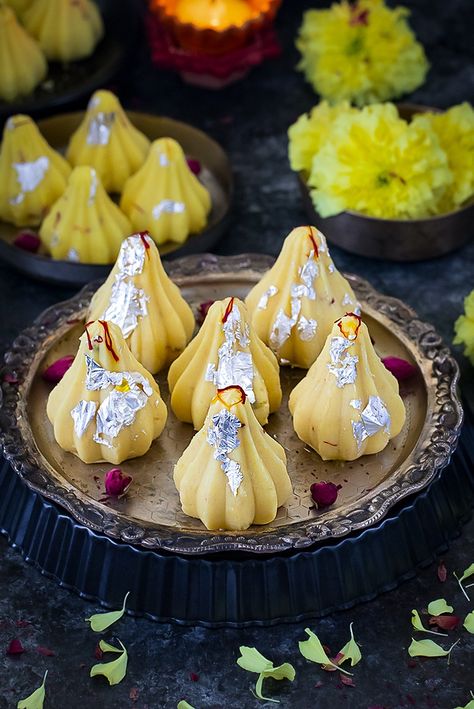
(0, 254, 463, 555)
(0, 113, 233, 286)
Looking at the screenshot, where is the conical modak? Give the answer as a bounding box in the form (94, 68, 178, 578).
(120, 137, 211, 245)
(4, 0, 33, 14)
(0, 5, 47, 102)
(0, 114, 70, 226)
(40, 166, 131, 264)
(168, 297, 281, 430)
(174, 385, 292, 531)
(245, 226, 360, 369)
(23, 0, 103, 62)
(47, 320, 167, 464)
(88, 232, 195, 373)
(66, 90, 150, 193)
(289, 313, 406, 461)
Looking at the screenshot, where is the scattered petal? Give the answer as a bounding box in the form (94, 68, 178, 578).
(17, 670, 47, 709)
(408, 638, 458, 660)
(237, 646, 295, 703)
(14, 230, 41, 253)
(177, 702, 195, 709)
(464, 611, 474, 634)
(197, 300, 215, 325)
(340, 674, 355, 687)
(189, 672, 199, 682)
(310, 481, 340, 508)
(411, 609, 447, 636)
(459, 563, 474, 584)
(381, 356, 417, 381)
(42, 356, 74, 384)
(90, 639, 128, 686)
(315, 680, 323, 688)
(36, 646, 55, 657)
(104, 469, 133, 497)
(85, 591, 130, 632)
(336, 623, 361, 667)
(7, 639, 25, 655)
(299, 628, 352, 675)
(3, 372, 19, 384)
(427, 599, 454, 616)
(429, 615, 460, 631)
(186, 158, 202, 175)
(129, 687, 139, 702)
(437, 561, 447, 582)
(94, 643, 104, 660)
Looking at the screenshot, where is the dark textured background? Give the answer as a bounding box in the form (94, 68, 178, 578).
(1, 0, 474, 707)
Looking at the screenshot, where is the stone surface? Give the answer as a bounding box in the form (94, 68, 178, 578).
(0, 0, 474, 706)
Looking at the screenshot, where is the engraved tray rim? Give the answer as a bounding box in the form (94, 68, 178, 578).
(0, 253, 463, 555)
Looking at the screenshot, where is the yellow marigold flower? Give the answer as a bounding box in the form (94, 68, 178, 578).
(308, 103, 452, 219)
(288, 100, 354, 173)
(297, 0, 429, 106)
(413, 103, 474, 213)
(454, 290, 474, 365)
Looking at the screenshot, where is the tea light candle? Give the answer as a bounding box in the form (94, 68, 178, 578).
(174, 0, 255, 30)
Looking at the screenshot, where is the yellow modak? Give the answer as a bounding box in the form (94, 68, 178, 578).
(120, 137, 211, 246)
(168, 297, 281, 430)
(88, 232, 195, 373)
(40, 166, 131, 264)
(174, 385, 292, 531)
(4, 0, 33, 14)
(66, 90, 150, 193)
(245, 226, 360, 369)
(23, 0, 103, 62)
(289, 313, 406, 461)
(47, 320, 167, 465)
(0, 114, 70, 226)
(0, 5, 46, 102)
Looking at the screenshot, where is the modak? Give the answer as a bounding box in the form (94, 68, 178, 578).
(0, 5, 46, 102)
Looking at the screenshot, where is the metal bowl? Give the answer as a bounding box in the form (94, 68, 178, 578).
(298, 103, 474, 262)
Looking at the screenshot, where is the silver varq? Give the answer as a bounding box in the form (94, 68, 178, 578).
(207, 408, 243, 495)
(11, 157, 50, 204)
(327, 336, 359, 388)
(71, 400, 97, 438)
(257, 285, 278, 310)
(152, 199, 185, 220)
(87, 112, 116, 145)
(352, 396, 391, 449)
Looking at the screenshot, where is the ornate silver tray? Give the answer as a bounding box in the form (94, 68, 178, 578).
(0, 254, 463, 554)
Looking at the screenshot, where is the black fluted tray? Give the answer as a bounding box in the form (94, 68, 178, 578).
(1, 409, 473, 627)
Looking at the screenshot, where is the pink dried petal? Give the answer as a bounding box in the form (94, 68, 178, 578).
(437, 561, 447, 582)
(186, 157, 202, 175)
(129, 687, 139, 702)
(381, 356, 417, 382)
(3, 372, 18, 384)
(104, 468, 132, 497)
(189, 672, 199, 682)
(315, 680, 323, 688)
(197, 300, 215, 325)
(428, 614, 460, 631)
(311, 481, 340, 508)
(94, 643, 104, 660)
(14, 230, 41, 253)
(6, 638, 24, 655)
(42, 355, 74, 384)
(321, 663, 338, 672)
(36, 646, 55, 656)
(340, 674, 355, 687)
(15, 620, 32, 628)
(332, 651, 345, 665)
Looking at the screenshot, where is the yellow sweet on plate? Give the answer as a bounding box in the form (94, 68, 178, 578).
(39, 166, 131, 264)
(120, 137, 211, 245)
(245, 225, 359, 369)
(4, 0, 33, 14)
(168, 296, 281, 429)
(88, 232, 195, 373)
(289, 313, 406, 461)
(0, 114, 70, 226)
(66, 90, 150, 193)
(23, 0, 103, 62)
(0, 5, 46, 102)
(46, 320, 167, 465)
(174, 385, 292, 531)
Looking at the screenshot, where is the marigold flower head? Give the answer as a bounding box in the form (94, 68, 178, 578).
(297, 0, 429, 106)
(454, 290, 474, 365)
(308, 103, 452, 219)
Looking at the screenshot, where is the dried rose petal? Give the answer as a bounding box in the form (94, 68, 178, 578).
(197, 300, 215, 325)
(428, 614, 460, 631)
(3, 372, 18, 384)
(129, 687, 139, 702)
(340, 674, 355, 687)
(94, 643, 104, 660)
(315, 680, 323, 688)
(189, 672, 199, 682)
(437, 561, 447, 582)
(36, 646, 55, 656)
(42, 355, 74, 384)
(311, 481, 340, 508)
(6, 638, 24, 655)
(186, 157, 202, 175)
(104, 468, 132, 497)
(14, 230, 41, 253)
(381, 356, 417, 381)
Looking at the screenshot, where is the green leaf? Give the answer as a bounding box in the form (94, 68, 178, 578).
(337, 623, 362, 667)
(299, 628, 352, 675)
(17, 671, 47, 709)
(460, 564, 474, 584)
(177, 702, 195, 709)
(411, 609, 447, 636)
(255, 663, 296, 703)
(86, 591, 130, 632)
(237, 646, 273, 674)
(408, 638, 458, 660)
(90, 639, 128, 686)
(454, 691, 474, 709)
(464, 611, 474, 634)
(427, 599, 454, 616)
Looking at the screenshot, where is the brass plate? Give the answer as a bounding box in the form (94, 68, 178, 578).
(0, 112, 233, 285)
(0, 254, 463, 554)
